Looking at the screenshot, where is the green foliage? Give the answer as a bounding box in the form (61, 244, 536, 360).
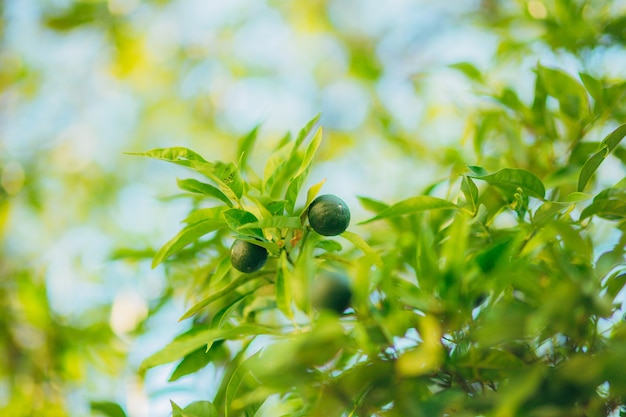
(5, 0, 626, 416)
(135, 73, 626, 415)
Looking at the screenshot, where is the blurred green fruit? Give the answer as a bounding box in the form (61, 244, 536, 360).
(307, 194, 350, 236)
(230, 239, 268, 273)
(312, 271, 352, 314)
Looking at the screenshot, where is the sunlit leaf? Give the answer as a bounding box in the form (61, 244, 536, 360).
(300, 178, 327, 218)
(341, 231, 383, 267)
(472, 168, 546, 199)
(581, 199, 626, 221)
(285, 127, 323, 214)
(275, 251, 293, 320)
(359, 196, 458, 224)
(169, 342, 225, 382)
(357, 195, 389, 214)
(449, 62, 483, 83)
(294, 127, 323, 178)
(140, 324, 278, 371)
(179, 272, 269, 321)
(316, 240, 343, 252)
(237, 125, 260, 172)
(91, 401, 127, 417)
(223, 209, 262, 237)
(294, 113, 322, 149)
(579, 72, 604, 105)
(177, 178, 233, 207)
(538, 65, 589, 120)
(213, 161, 245, 200)
(461, 175, 479, 212)
(128, 147, 245, 201)
(152, 216, 226, 268)
(171, 400, 218, 417)
(578, 123, 626, 191)
(237, 216, 302, 230)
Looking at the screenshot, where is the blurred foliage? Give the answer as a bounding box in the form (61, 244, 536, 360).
(1, 0, 626, 416)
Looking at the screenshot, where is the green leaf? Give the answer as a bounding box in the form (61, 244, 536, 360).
(563, 192, 593, 203)
(177, 178, 233, 207)
(578, 123, 626, 191)
(224, 351, 262, 415)
(294, 127, 323, 179)
(169, 342, 224, 382)
(359, 196, 458, 224)
(538, 65, 589, 120)
(316, 240, 343, 252)
(341, 231, 383, 267)
(179, 273, 269, 321)
(298, 178, 327, 221)
(606, 272, 626, 300)
(171, 400, 218, 417)
(581, 199, 626, 221)
(223, 209, 262, 237)
(285, 127, 323, 214)
(357, 196, 390, 214)
(237, 124, 260, 172)
(152, 216, 226, 268)
(275, 251, 293, 320)
(91, 401, 127, 417)
(126, 147, 214, 177)
(140, 324, 278, 371)
(183, 207, 227, 225)
(579, 72, 604, 105)
(213, 161, 245, 200)
(128, 146, 208, 163)
(472, 168, 545, 199)
(449, 62, 483, 83)
(294, 113, 322, 149)
(461, 175, 479, 212)
(127, 147, 244, 201)
(467, 165, 488, 176)
(237, 216, 302, 230)
(233, 236, 280, 255)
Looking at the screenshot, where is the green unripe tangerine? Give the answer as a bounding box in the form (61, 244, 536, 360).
(311, 272, 352, 314)
(307, 194, 350, 236)
(230, 239, 268, 273)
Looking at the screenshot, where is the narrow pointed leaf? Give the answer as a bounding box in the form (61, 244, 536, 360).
(91, 402, 127, 417)
(152, 218, 226, 268)
(275, 251, 293, 319)
(577, 124, 626, 191)
(294, 127, 323, 178)
(299, 178, 327, 220)
(177, 178, 233, 207)
(461, 175, 479, 212)
(538, 66, 589, 120)
(359, 196, 458, 224)
(341, 231, 383, 267)
(294, 113, 322, 149)
(237, 216, 302, 230)
(139, 324, 277, 371)
(237, 125, 260, 172)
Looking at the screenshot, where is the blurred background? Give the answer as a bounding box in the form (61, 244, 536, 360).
(2, 0, 626, 416)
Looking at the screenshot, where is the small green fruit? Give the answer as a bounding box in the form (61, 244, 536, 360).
(312, 272, 352, 314)
(231, 239, 268, 273)
(307, 194, 350, 236)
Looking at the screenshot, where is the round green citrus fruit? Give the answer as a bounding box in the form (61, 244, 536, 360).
(311, 271, 352, 314)
(230, 239, 268, 273)
(307, 194, 350, 236)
